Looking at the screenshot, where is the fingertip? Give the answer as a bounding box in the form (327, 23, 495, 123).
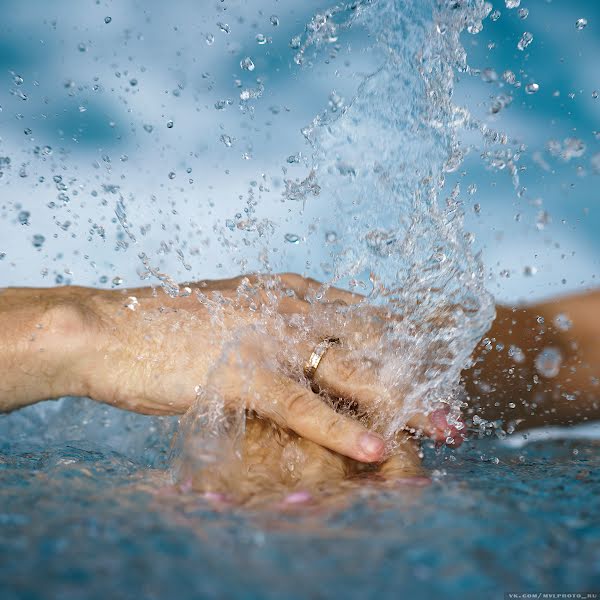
(428, 407, 466, 448)
(357, 432, 385, 462)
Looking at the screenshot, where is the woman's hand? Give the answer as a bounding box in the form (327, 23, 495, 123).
(175, 409, 429, 507)
(0, 274, 462, 463)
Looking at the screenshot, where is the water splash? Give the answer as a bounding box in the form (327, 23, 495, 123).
(176, 0, 497, 486)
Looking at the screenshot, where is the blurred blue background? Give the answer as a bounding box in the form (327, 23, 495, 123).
(0, 0, 598, 303)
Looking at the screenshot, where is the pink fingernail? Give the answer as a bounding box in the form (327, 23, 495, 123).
(203, 491, 227, 502)
(284, 491, 312, 504)
(359, 433, 385, 460)
(429, 408, 449, 433)
(429, 409, 466, 447)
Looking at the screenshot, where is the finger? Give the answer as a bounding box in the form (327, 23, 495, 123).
(378, 432, 430, 485)
(256, 373, 385, 463)
(406, 407, 466, 448)
(279, 273, 364, 305)
(308, 343, 465, 447)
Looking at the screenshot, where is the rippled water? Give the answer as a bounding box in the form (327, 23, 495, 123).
(1, 410, 598, 600)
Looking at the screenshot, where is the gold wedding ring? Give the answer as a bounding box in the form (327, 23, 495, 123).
(303, 337, 340, 381)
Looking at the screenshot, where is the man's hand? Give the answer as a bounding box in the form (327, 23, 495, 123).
(0, 275, 462, 463)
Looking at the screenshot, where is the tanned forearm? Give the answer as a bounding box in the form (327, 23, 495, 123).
(464, 290, 600, 430)
(0, 287, 91, 412)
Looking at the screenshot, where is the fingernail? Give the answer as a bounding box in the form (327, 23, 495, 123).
(429, 408, 449, 433)
(284, 491, 312, 504)
(203, 491, 228, 503)
(359, 433, 385, 460)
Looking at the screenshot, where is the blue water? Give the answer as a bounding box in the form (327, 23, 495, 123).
(1, 412, 598, 599)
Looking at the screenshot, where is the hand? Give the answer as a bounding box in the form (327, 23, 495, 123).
(175, 410, 430, 507)
(25, 274, 463, 462)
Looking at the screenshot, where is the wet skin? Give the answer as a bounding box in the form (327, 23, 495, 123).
(0, 276, 598, 500)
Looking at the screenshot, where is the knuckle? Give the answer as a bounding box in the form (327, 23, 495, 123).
(337, 358, 360, 381)
(280, 272, 301, 286)
(322, 413, 346, 438)
(286, 388, 310, 416)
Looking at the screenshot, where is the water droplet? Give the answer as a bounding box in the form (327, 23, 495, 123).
(240, 57, 255, 71)
(284, 233, 300, 244)
(126, 296, 139, 311)
(220, 134, 234, 147)
(270, 15, 279, 26)
(325, 231, 338, 243)
(256, 34, 268, 45)
(112, 276, 123, 286)
(518, 8, 529, 19)
(143, 124, 153, 133)
(593, 90, 598, 99)
(289, 35, 301, 49)
(168, 171, 176, 180)
(553, 313, 572, 331)
(104, 16, 112, 24)
(78, 42, 87, 52)
(517, 31, 533, 51)
(502, 70, 516, 85)
(505, 0, 520, 8)
(32, 234, 45, 248)
(206, 33, 214, 45)
(129, 78, 138, 86)
(490, 10, 501, 21)
(534, 347, 562, 378)
(481, 68, 498, 83)
(217, 22, 230, 34)
(565, 137, 586, 160)
(575, 18, 588, 30)
(525, 82, 539, 94)
(166, 120, 174, 128)
(467, 22, 482, 35)
(18, 210, 30, 225)
(535, 210, 550, 230)
(523, 265, 537, 276)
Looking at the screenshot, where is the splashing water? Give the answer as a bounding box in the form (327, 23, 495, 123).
(174, 0, 496, 491)
(1, 0, 501, 498)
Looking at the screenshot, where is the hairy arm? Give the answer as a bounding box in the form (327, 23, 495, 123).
(0, 287, 93, 412)
(2, 284, 598, 434)
(464, 290, 600, 430)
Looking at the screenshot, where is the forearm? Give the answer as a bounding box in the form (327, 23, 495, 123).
(464, 290, 600, 430)
(0, 287, 90, 412)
